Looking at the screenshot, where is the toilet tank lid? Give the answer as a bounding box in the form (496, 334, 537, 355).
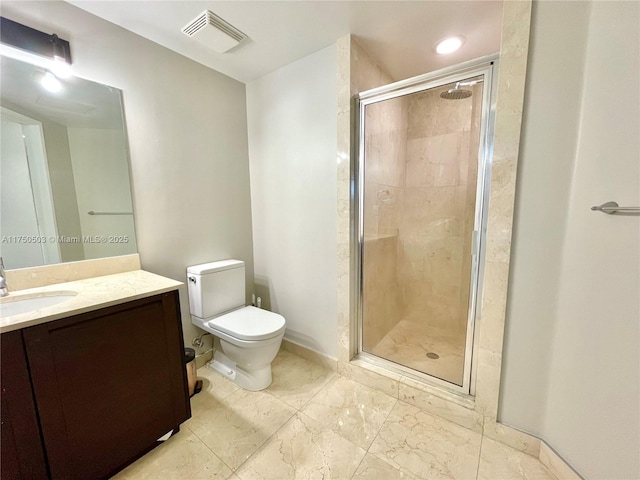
(187, 259, 244, 275)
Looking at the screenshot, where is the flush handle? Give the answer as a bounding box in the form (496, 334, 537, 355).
(188, 276, 196, 284)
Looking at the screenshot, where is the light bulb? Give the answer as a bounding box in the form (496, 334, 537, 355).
(51, 57, 72, 78)
(435, 36, 465, 55)
(41, 71, 62, 93)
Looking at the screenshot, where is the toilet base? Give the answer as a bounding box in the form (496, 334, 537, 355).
(206, 350, 272, 391)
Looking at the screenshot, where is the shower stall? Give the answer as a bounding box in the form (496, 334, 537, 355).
(354, 58, 496, 394)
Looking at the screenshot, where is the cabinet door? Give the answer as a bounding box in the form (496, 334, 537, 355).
(1, 330, 49, 480)
(23, 291, 190, 480)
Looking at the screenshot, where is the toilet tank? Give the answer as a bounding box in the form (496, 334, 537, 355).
(187, 259, 245, 319)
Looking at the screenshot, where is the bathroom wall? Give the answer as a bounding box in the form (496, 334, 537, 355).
(400, 85, 480, 332)
(361, 83, 405, 350)
(246, 45, 338, 358)
(0, 100, 84, 262)
(0, 117, 43, 267)
(362, 80, 481, 348)
(67, 127, 136, 259)
(362, 96, 406, 238)
(1, 1, 255, 352)
(41, 118, 85, 262)
(502, 1, 640, 478)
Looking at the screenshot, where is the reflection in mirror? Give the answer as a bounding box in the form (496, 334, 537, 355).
(0, 56, 137, 269)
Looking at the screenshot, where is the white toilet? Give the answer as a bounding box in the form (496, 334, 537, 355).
(187, 259, 285, 391)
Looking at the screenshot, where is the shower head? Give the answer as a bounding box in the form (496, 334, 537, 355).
(440, 83, 472, 100)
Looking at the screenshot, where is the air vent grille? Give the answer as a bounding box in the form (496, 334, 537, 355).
(182, 14, 208, 37)
(182, 10, 247, 44)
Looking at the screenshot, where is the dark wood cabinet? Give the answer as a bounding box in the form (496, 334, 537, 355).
(1, 290, 190, 480)
(1, 330, 49, 480)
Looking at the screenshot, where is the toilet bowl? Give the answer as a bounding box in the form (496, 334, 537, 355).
(187, 260, 285, 391)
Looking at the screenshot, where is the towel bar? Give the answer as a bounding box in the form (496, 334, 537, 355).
(88, 211, 133, 216)
(590, 202, 640, 214)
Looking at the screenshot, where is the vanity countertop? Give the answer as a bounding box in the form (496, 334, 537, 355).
(0, 270, 183, 334)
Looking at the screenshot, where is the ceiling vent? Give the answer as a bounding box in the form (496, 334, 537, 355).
(181, 11, 247, 53)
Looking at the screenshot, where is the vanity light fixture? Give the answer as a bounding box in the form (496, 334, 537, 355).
(0, 16, 72, 77)
(434, 36, 465, 55)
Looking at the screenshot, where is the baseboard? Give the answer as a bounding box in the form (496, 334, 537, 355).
(539, 441, 583, 480)
(483, 419, 542, 457)
(195, 349, 213, 369)
(486, 421, 582, 479)
(280, 338, 338, 371)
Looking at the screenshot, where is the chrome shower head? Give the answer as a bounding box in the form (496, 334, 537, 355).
(440, 83, 472, 100)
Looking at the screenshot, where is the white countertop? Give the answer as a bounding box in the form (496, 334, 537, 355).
(0, 270, 183, 333)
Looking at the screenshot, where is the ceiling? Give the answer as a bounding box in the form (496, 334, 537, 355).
(67, 1, 503, 84)
(1, 55, 124, 128)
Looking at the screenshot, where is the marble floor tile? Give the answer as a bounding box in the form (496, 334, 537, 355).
(300, 375, 397, 449)
(478, 437, 556, 480)
(196, 364, 240, 401)
(111, 428, 232, 480)
(108, 349, 562, 480)
(234, 413, 366, 480)
(353, 453, 416, 479)
(267, 350, 336, 409)
(184, 365, 241, 430)
(369, 401, 482, 479)
(187, 388, 296, 470)
(368, 319, 465, 385)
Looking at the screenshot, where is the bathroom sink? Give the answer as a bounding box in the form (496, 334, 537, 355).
(0, 291, 77, 317)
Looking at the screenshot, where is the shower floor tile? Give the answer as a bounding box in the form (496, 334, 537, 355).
(366, 319, 466, 385)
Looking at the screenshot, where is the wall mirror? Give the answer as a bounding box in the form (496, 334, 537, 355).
(0, 55, 137, 269)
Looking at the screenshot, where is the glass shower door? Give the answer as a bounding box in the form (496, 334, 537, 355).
(358, 70, 491, 390)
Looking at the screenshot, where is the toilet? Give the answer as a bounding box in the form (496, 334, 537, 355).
(187, 259, 285, 391)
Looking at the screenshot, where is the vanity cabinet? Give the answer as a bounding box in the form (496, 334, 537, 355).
(1, 290, 190, 480)
(1, 330, 49, 480)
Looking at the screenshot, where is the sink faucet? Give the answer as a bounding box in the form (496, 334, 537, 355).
(0, 257, 8, 297)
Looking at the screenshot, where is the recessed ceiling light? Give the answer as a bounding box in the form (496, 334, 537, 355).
(434, 36, 466, 55)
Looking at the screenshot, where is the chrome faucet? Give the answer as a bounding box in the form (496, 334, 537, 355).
(0, 257, 8, 297)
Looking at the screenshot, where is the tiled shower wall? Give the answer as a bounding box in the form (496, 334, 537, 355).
(363, 80, 483, 349)
(400, 84, 482, 333)
(361, 70, 406, 350)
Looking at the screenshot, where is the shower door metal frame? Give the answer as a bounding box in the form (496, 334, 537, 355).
(352, 55, 498, 396)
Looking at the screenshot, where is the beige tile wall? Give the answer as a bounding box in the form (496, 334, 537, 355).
(400, 85, 481, 334)
(361, 88, 406, 350)
(361, 235, 399, 350)
(359, 61, 483, 357)
(6, 253, 141, 290)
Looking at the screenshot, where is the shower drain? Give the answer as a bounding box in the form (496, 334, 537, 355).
(426, 352, 440, 360)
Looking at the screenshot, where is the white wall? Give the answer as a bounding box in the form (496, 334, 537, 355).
(247, 45, 338, 358)
(1, 1, 255, 353)
(67, 127, 136, 259)
(502, 2, 640, 478)
(542, 1, 639, 477)
(0, 101, 85, 262)
(0, 118, 43, 267)
(500, 0, 590, 437)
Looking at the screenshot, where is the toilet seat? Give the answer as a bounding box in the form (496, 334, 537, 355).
(206, 306, 285, 341)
